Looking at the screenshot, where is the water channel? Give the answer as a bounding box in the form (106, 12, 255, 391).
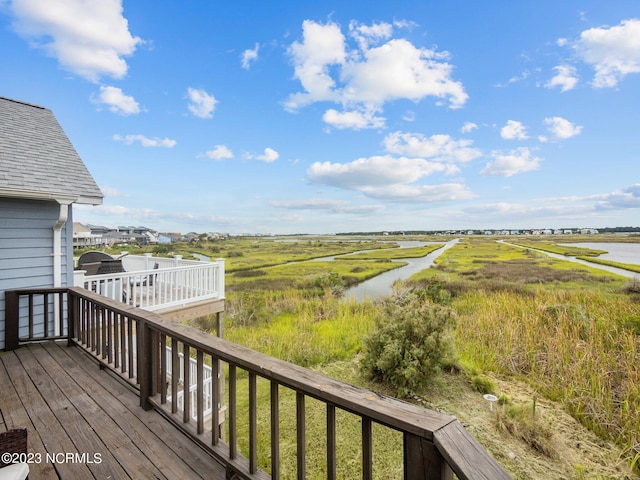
(343, 239, 460, 301)
(501, 241, 640, 279)
(343, 239, 638, 301)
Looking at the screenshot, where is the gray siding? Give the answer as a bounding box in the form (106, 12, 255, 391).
(0, 198, 71, 349)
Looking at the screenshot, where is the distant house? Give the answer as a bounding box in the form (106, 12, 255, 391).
(73, 222, 108, 248)
(161, 232, 183, 243)
(0, 96, 103, 349)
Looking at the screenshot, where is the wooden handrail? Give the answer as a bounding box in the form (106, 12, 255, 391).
(5, 287, 512, 480)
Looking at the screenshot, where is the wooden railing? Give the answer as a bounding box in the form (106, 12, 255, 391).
(4, 287, 512, 480)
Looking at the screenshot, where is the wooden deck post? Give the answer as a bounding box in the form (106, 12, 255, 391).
(139, 320, 153, 411)
(404, 432, 453, 480)
(4, 290, 20, 351)
(67, 290, 76, 346)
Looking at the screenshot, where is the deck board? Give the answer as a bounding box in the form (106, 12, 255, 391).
(0, 342, 226, 479)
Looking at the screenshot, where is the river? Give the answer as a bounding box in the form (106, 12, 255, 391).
(343, 239, 460, 301)
(501, 241, 640, 279)
(559, 242, 640, 265)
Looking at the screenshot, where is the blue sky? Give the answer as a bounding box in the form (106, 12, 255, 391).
(1, 1, 640, 234)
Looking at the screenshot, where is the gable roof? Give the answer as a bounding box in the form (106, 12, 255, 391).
(0, 96, 103, 205)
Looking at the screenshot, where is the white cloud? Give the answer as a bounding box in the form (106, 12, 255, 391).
(285, 19, 467, 128)
(322, 108, 385, 130)
(383, 131, 482, 163)
(460, 121, 478, 133)
(187, 87, 217, 118)
(340, 38, 468, 107)
(99, 186, 127, 197)
(285, 20, 346, 109)
(348, 20, 393, 50)
(307, 155, 447, 189)
(500, 120, 529, 140)
(93, 85, 140, 115)
(594, 183, 640, 210)
(113, 134, 176, 148)
(544, 116, 583, 139)
(402, 110, 416, 122)
(205, 145, 233, 160)
(481, 147, 541, 177)
(255, 147, 279, 163)
(545, 65, 579, 92)
(241, 43, 259, 69)
(7, 0, 141, 82)
(359, 183, 475, 203)
(269, 198, 384, 214)
(573, 18, 640, 88)
(79, 204, 235, 226)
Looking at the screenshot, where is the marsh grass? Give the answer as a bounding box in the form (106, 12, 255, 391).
(335, 243, 444, 260)
(227, 260, 405, 292)
(494, 402, 557, 458)
(455, 289, 640, 452)
(225, 290, 377, 366)
(409, 238, 626, 291)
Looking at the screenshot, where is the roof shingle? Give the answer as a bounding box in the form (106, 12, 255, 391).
(0, 96, 103, 205)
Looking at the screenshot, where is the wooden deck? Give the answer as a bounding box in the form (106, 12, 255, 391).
(0, 341, 226, 480)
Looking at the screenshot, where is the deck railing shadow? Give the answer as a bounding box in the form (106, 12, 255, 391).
(5, 287, 511, 480)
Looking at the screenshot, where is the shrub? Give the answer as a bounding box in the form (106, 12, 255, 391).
(309, 272, 345, 297)
(360, 291, 456, 397)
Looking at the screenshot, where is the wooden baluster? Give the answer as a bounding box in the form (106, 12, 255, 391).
(183, 344, 191, 423)
(67, 291, 76, 347)
(28, 294, 34, 339)
(160, 333, 167, 404)
(212, 357, 220, 446)
(127, 317, 134, 379)
(106, 308, 113, 363)
(271, 382, 280, 480)
(43, 292, 49, 337)
(327, 404, 336, 480)
(113, 312, 120, 368)
(249, 372, 258, 473)
(229, 365, 237, 459)
(197, 350, 204, 434)
(297, 392, 306, 479)
(362, 418, 372, 480)
(171, 339, 179, 413)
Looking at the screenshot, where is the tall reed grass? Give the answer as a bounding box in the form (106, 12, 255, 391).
(455, 288, 640, 454)
(225, 289, 378, 366)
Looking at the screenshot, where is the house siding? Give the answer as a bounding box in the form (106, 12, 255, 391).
(0, 198, 72, 349)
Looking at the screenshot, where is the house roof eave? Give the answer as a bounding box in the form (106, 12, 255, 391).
(0, 187, 98, 205)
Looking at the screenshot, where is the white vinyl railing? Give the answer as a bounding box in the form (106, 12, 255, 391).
(165, 346, 217, 422)
(74, 255, 224, 312)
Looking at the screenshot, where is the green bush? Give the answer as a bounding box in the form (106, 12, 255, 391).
(360, 292, 456, 397)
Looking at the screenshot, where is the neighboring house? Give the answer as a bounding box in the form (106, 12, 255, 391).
(77, 224, 158, 246)
(158, 233, 174, 244)
(0, 96, 103, 349)
(73, 222, 108, 248)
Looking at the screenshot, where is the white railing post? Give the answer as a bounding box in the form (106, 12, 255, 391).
(74, 269, 87, 287)
(216, 258, 225, 298)
(174, 255, 182, 267)
(144, 252, 152, 269)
